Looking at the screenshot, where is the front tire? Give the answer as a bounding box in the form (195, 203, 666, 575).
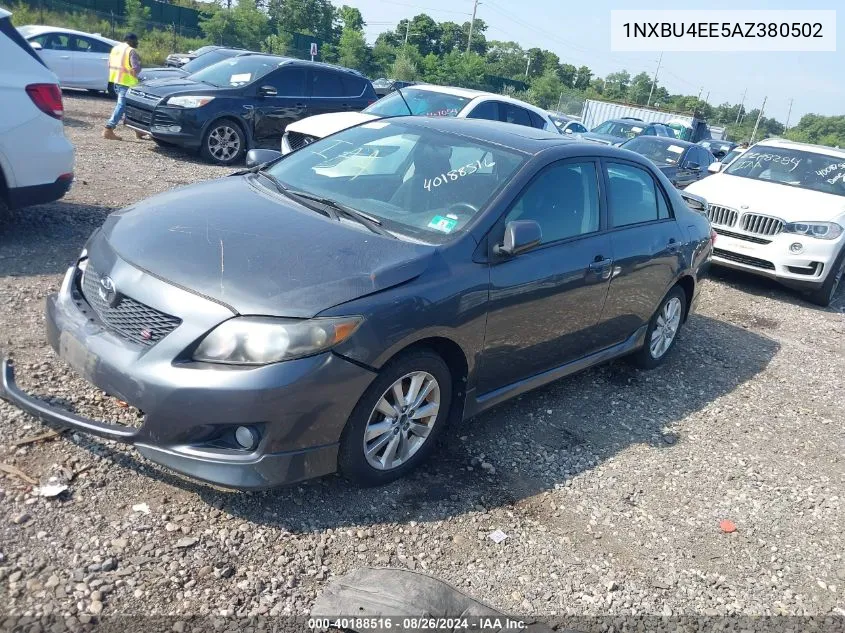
(339, 350, 452, 487)
(200, 119, 246, 165)
(631, 286, 686, 369)
(807, 247, 845, 307)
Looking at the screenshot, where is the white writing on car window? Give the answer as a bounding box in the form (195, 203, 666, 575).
(816, 162, 845, 184)
(424, 157, 495, 192)
(734, 152, 802, 172)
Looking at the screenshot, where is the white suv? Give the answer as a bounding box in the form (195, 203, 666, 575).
(0, 8, 75, 216)
(686, 138, 845, 306)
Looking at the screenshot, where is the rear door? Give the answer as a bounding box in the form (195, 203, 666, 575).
(598, 161, 684, 344)
(28, 32, 75, 86)
(340, 73, 371, 110)
(251, 66, 307, 148)
(71, 35, 111, 90)
(308, 69, 351, 117)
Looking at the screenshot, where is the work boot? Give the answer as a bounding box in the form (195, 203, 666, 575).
(102, 127, 121, 141)
(134, 130, 149, 140)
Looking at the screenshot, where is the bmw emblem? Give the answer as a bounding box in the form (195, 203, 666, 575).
(98, 275, 120, 308)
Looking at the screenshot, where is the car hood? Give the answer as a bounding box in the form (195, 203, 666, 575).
(685, 173, 845, 223)
(581, 132, 622, 145)
(131, 76, 219, 99)
(137, 66, 188, 82)
(286, 111, 380, 138)
(100, 176, 436, 318)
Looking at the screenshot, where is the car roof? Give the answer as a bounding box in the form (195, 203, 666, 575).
(391, 84, 552, 121)
(16, 24, 118, 43)
(754, 137, 845, 159)
(628, 136, 695, 148)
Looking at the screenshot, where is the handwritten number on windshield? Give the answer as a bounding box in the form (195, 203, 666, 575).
(424, 157, 496, 192)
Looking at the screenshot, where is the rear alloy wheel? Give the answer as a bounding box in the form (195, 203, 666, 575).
(807, 248, 845, 307)
(631, 286, 686, 369)
(339, 350, 452, 486)
(201, 120, 245, 165)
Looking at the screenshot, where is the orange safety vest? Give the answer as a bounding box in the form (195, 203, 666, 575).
(108, 42, 139, 87)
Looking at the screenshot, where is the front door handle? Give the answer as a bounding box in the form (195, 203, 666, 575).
(589, 257, 613, 275)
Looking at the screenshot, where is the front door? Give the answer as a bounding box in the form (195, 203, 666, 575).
(30, 32, 76, 87)
(251, 67, 308, 148)
(71, 35, 111, 90)
(477, 159, 615, 394)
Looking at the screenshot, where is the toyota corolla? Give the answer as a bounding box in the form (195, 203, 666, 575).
(0, 118, 712, 489)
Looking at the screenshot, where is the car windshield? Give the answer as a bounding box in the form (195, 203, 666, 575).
(182, 49, 239, 73)
(623, 137, 689, 166)
(721, 148, 745, 164)
(190, 56, 281, 88)
(364, 88, 471, 118)
(724, 146, 845, 197)
(592, 120, 645, 139)
(549, 115, 569, 129)
(264, 120, 527, 242)
(667, 123, 692, 141)
(190, 45, 216, 56)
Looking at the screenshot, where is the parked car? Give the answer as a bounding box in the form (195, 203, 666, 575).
(371, 78, 417, 97)
(686, 138, 845, 306)
(0, 117, 712, 489)
(139, 47, 248, 82)
(710, 146, 747, 171)
(281, 84, 559, 154)
(123, 54, 377, 165)
(582, 119, 675, 146)
(620, 136, 715, 189)
(548, 112, 588, 136)
(0, 9, 74, 215)
(17, 24, 118, 95)
(699, 139, 737, 160)
(165, 44, 220, 68)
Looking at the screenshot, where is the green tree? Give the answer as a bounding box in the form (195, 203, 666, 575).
(391, 50, 418, 81)
(200, 0, 267, 50)
(371, 41, 397, 77)
(573, 66, 592, 91)
(125, 0, 151, 35)
(337, 26, 369, 71)
(603, 70, 630, 100)
(485, 40, 526, 79)
(786, 114, 845, 147)
(338, 5, 364, 31)
(558, 63, 576, 88)
(528, 70, 564, 110)
(262, 31, 291, 55)
(267, 0, 335, 41)
(627, 72, 652, 105)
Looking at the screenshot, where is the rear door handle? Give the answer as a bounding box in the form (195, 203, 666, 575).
(667, 238, 679, 252)
(589, 257, 613, 274)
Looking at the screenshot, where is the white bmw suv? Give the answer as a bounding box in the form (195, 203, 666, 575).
(686, 138, 845, 306)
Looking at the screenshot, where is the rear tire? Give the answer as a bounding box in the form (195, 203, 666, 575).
(807, 247, 845, 307)
(200, 119, 246, 165)
(338, 350, 452, 487)
(630, 285, 687, 369)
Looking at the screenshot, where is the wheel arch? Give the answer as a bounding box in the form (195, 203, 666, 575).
(201, 115, 252, 151)
(675, 274, 696, 322)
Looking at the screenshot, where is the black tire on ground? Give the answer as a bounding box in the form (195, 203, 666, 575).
(630, 285, 687, 370)
(807, 247, 845, 307)
(338, 349, 453, 487)
(200, 119, 247, 166)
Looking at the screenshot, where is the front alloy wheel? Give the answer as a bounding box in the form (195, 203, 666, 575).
(201, 121, 245, 165)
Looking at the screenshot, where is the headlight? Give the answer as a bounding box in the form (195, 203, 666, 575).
(783, 222, 843, 240)
(193, 316, 362, 365)
(166, 95, 215, 108)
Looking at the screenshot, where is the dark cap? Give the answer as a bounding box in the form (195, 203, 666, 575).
(125, 32, 138, 43)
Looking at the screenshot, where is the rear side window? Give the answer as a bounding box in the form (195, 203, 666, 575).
(466, 100, 499, 121)
(310, 70, 344, 97)
(527, 110, 547, 130)
(340, 74, 366, 97)
(503, 104, 532, 127)
(606, 163, 670, 227)
(267, 68, 306, 96)
(3, 17, 47, 67)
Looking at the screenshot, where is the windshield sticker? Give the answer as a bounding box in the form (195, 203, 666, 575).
(427, 215, 458, 233)
(423, 157, 495, 192)
(735, 152, 802, 173)
(229, 73, 252, 85)
(667, 145, 684, 154)
(631, 126, 643, 133)
(361, 121, 390, 129)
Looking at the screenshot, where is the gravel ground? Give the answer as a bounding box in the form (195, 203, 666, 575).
(1, 94, 844, 626)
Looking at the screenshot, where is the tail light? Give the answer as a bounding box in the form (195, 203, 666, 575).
(25, 83, 64, 119)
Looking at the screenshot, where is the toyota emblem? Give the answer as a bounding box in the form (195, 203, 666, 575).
(98, 275, 120, 308)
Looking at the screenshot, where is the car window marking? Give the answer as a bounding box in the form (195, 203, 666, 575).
(424, 157, 495, 192)
(735, 152, 802, 173)
(667, 145, 684, 154)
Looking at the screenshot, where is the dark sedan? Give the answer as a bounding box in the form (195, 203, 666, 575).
(138, 47, 248, 82)
(124, 54, 377, 164)
(582, 119, 675, 146)
(620, 135, 716, 189)
(164, 44, 219, 68)
(0, 118, 713, 490)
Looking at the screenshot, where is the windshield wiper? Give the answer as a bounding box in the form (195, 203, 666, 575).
(283, 190, 395, 238)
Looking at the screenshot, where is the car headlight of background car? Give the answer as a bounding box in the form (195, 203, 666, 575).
(166, 95, 215, 108)
(193, 316, 362, 365)
(783, 222, 843, 240)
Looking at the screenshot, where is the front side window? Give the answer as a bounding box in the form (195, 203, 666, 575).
(264, 121, 527, 241)
(724, 147, 845, 197)
(364, 88, 470, 118)
(31, 32, 71, 50)
(506, 161, 601, 243)
(190, 56, 282, 88)
(607, 163, 666, 227)
(267, 68, 306, 96)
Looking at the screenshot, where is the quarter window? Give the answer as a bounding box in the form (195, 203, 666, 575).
(311, 70, 344, 97)
(606, 163, 670, 227)
(506, 161, 601, 243)
(503, 104, 532, 127)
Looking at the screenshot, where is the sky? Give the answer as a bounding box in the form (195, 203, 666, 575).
(339, 0, 843, 125)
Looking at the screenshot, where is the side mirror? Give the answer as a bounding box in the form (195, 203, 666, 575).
(685, 161, 701, 171)
(30, 41, 43, 50)
(495, 220, 542, 257)
(708, 162, 723, 174)
(258, 85, 277, 97)
(245, 149, 282, 168)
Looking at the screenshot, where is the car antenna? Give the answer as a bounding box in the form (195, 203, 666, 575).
(390, 80, 413, 115)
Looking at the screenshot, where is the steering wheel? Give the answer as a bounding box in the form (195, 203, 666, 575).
(447, 202, 479, 217)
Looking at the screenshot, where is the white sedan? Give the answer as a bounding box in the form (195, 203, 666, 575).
(17, 25, 117, 94)
(686, 138, 845, 306)
(281, 84, 560, 154)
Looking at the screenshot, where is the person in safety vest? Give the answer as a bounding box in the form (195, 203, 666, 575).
(103, 33, 145, 141)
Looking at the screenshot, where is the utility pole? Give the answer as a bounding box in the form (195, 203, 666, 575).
(704, 91, 710, 103)
(466, 0, 479, 53)
(646, 52, 662, 107)
(525, 54, 531, 78)
(557, 92, 563, 111)
(404, 21, 411, 45)
(696, 87, 703, 102)
(735, 87, 747, 124)
(750, 96, 767, 144)
(785, 98, 794, 131)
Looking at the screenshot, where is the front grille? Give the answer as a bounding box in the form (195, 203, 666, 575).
(286, 131, 315, 152)
(707, 205, 738, 227)
(712, 228, 772, 245)
(713, 248, 776, 271)
(80, 266, 181, 347)
(740, 213, 783, 236)
(125, 105, 152, 129)
(153, 111, 177, 127)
